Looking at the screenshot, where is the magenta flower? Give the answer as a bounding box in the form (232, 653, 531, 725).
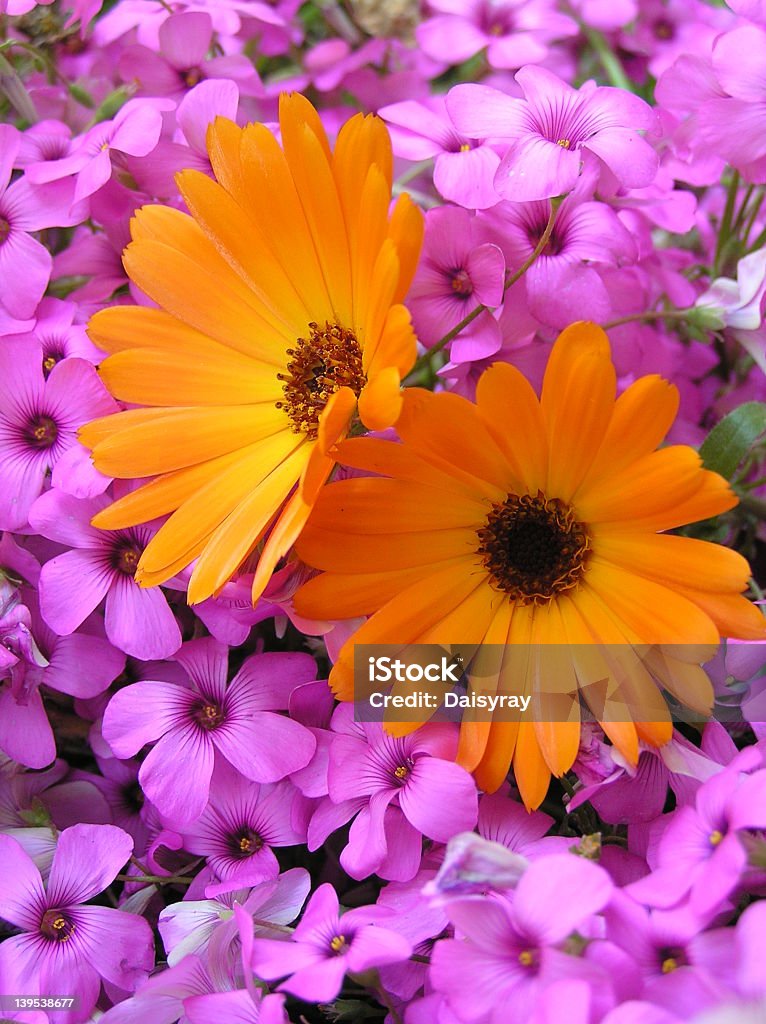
(118, 11, 261, 100)
(0, 824, 154, 1024)
(158, 866, 310, 968)
(179, 766, 308, 892)
(26, 98, 166, 204)
(250, 882, 412, 1002)
(29, 488, 181, 660)
(308, 708, 478, 882)
(481, 192, 637, 327)
(626, 766, 766, 914)
(0, 342, 117, 531)
(15, 297, 103, 372)
(102, 639, 317, 825)
(380, 96, 502, 210)
(409, 206, 505, 361)
(130, 78, 240, 197)
(694, 26, 766, 181)
(447, 66, 659, 202)
(0, 126, 81, 319)
(430, 855, 613, 1022)
(605, 891, 737, 1016)
(416, 0, 577, 72)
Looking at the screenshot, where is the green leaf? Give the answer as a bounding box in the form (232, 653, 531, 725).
(699, 401, 766, 479)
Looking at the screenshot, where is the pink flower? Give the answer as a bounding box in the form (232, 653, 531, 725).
(379, 96, 502, 210)
(26, 99, 166, 204)
(117, 11, 261, 100)
(308, 707, 478, 882)
(101, 639, 317, 825)
(0, 126, 81, 319)
(250, 882, 412, 1002)
(178, 766, 308, 892)
(408, 206, 505, 361)
(416, 0, 577, 71)
(447, 66, 659, 202)
(481, 191, 636, 327)
(0, 342, 117, 530)
(0, 825, 154, 1024)
(29, 488, 182, 660)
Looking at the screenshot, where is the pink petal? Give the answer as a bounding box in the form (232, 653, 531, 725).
(495, 134, 581, 202)
(0, 453, 48, 532)
(102, 680, 192, 757)
(29, 488, 107, 547)
(104, 575, 182, 659)
(514, 855, 612, 944)
(434, 146, 502, 210)
(159, 11, 213, 70)
(0, 229, 51, 318)
(213, 712, 316, 782)
(178, 78, 239, 155)
(74, 904, 155, 989)
(582, 129, 659, 190)
(139, 724, 214, 824)
(0, 683, 55, 768)
(44, 632, 125, 697)
(228, 651, 318, 710)
(0, 833, 45, 929)
(47, 823, 133, 905)
(38, 549, 112, 635)
(398, 756, 477, 841)
(447, 83, 528, 139)
(416, 16, 489, 64)
(346, 923, 412, 973)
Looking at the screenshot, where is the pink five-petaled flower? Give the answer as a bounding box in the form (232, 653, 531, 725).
(430, 855, 614, 1022)
(29, 488, 181, 661)
(250, 882, 413, 1003)
(308, 707, 478, 882)
(102, 638, 317, 826)
(178, 765, 308, 894)
(408, 206, 505, 362)
(0, 824, 154, 1024)
(0, 341, 117, 531)
(626, 764, 766, 915)
(447, 66, 659, 202)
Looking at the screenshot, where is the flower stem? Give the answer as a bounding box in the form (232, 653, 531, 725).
(405, 199, 560, 380)
(578, 25, 633, 91)
(601, 308, 689, 330)
(714, 170, 741, 277)
(115, 872, 196, 885)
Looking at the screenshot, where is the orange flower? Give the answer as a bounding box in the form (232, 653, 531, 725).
(79, 93, 423, 605)
(294, 322, 766, 808)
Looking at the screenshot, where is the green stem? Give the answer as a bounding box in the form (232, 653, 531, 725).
(743, 189, 766, 249)
(115, 872, 196, 885)
(579, 25, 633, 91)
(733, 183, 756, 236)
(0, 51, 37, 123)
(601, 308, 689, 330)
(395, 158, 435, 187)
(405, 200, 560, 380)
(714, 170, 741, 276)
(738, 493, 766, 519)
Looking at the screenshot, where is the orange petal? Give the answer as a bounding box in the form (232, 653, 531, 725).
(358, 366, 402, 431)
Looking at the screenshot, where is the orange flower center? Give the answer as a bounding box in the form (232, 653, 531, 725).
(477, 491, 591, 604)
(276, 321, 366, 440)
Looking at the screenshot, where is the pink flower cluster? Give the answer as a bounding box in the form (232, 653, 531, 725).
(1, 0, 766, 1022)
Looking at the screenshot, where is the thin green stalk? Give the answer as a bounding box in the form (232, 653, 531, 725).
(579, 25, 633, 91)
(601, 308, 689, 330)
(713, 170, 741, 276)
(405, 200, 560, 380)
(743, 189, 766, 249)
(0, 51, 37, 123)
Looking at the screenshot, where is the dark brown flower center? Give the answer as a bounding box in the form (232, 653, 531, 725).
(231, 826, 264, 858)
(41, 908, 76, 942)
(194, 701, 225, 731)
(26, 415, 58, 449)
(183, 67, 202, 87)
(114, 544, 141, 576)
(276, 321, 366, 440)
(477, 491, 590, 604)
(330, 934, 349, 955)
(0, 218, 10, 244)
